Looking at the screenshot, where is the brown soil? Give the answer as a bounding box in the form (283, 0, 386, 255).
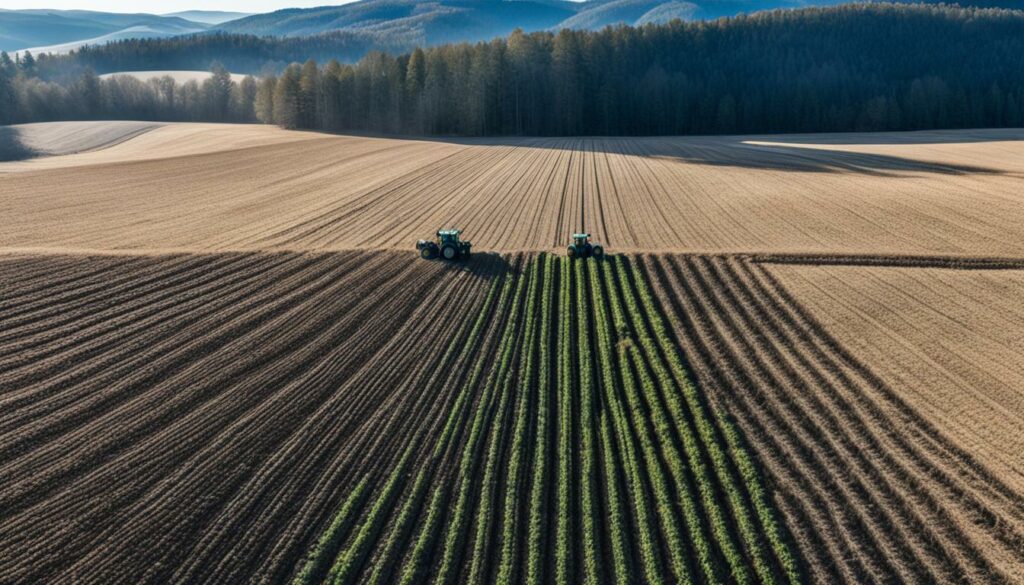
(641, 254, 1024, 583)
(3, 123, 1023, 584)
(2, 125, 1022, 255)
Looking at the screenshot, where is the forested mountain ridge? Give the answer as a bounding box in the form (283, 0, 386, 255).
(0, 9, 209, 53)
(219, 0, 576, 41)
(217, 0, 1024, 40)
(7, 0, 1023, 68)
(3, 3, 1022, 138)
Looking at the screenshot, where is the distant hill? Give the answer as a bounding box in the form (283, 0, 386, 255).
(0, 9, 208, 53)
(216, 0, 1024, 41)
(15, 0, 1024, 72)
(162, 11, 253, 25)
(218, 0, 579, 45)
(558, 0, 702, 29)
(6, 0, 1023, 57)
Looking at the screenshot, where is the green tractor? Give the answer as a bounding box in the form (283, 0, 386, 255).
(567, 233, 605, 259)
(417, 229, 472, 261)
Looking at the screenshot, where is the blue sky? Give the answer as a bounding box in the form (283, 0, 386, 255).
(1, 1, 336, 12)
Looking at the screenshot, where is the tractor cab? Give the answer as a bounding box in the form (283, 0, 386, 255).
(417, 229, 472, 261)
(567, 233, 605, 259)
(438, 229, 462, 245)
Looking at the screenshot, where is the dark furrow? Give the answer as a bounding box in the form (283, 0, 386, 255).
(642, 255, 886, 583)
(704, 256, 998, 582)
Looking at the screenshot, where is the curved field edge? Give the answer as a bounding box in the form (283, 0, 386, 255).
(0, 121, 165, 162)
(295, 253, 800, 584)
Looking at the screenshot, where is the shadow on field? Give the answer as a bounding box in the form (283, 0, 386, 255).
(436, 251, 514, 282)
(0, 126, 37, 162)
(418, 130, 1013, 176)
(748, 127, 1024, 146)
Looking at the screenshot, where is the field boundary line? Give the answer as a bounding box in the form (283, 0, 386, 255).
(749, 253, 1024, 270)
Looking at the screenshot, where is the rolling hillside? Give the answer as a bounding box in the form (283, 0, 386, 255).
(218, 0, 578, 45)
(162, 11, 252, 25)
(0, 9, 207, 53)
(217, 0, 1024, 40)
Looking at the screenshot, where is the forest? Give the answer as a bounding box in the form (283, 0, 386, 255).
(2, 3, 1023, 135)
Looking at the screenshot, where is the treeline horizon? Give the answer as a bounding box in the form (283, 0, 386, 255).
(22, 30, 419, 81)
(3, 3, 1024, 136)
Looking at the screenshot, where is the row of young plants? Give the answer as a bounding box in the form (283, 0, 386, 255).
(291, 257, 514, 585)
(293, 254, 799, 584)
(407, 258, 527, 585)
(521, 254, 556, 585)
(601, 256, 752, 584)
(620, 256, 801, 584)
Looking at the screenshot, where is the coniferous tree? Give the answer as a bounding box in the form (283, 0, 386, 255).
(0, 60, 15, 125)
(320, 60, 343, 131)
(204, 62, 234, 120)
(75, 68, 102, 119)
(299, 59, 320, 129)
(233, 75, 258, 122)
(19, 51, 36, 76)
(255, 76, 277, 124)
(405, 48, 426, 133)
(273, 64, 302, 129)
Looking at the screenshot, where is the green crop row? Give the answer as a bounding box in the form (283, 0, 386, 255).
(300, 259, 510, 585)
(294, 254, 798, 585)
(487, 253, 544, 584)
(599, 260, 694, 585)
(588, 259, 661, 584)
(524, 254, 556, 585)
(364, 265, 512, 585)
(620, 256, 800, 585)
(553, 256, 574, 585)
(292, 476, 371, 585)
(574, 259, 604, 585)
(325, 443, 416, 583)
(608, 255, 751, 584)
(394, 265, 514, 585)
(433, 260, 532, 585)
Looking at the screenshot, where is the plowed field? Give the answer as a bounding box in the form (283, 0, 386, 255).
(2, 125, 1023, 255)
(767, 261, 1024, 491)
(641, 255, 1024, 584)
(2, 124, 1023, 584)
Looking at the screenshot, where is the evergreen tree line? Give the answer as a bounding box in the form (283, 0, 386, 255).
(4, 3, 1024, 135)
(254, 3, 1024, 135)
(27, 31, 419, 82)
(0, 58, 257, 125)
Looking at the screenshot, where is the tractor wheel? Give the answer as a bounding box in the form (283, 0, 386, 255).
(441, 244, 459, 260)
(567, 245, 577, 259)
(592, 245, 604, 259)
(421, 246, 437, 260)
